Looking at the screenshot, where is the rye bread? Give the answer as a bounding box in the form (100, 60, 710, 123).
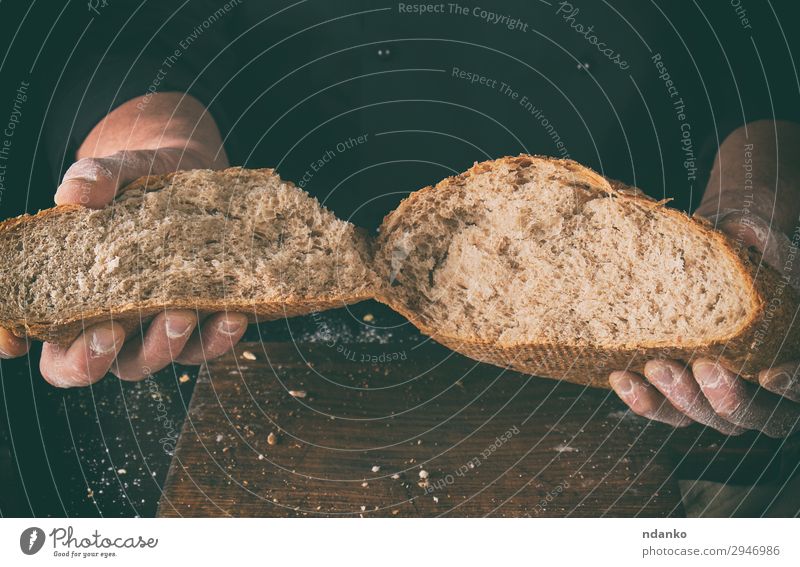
(0, 167, 378, 344)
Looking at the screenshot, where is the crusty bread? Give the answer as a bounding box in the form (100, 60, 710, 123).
(0, 168, 378, 343)
(1, 156, 797, 389)
(374, 156, 800, 387)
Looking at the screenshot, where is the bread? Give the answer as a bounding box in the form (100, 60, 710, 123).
(0, 168, 378, 343)
(1, 156, 797, 389)
(375, 156, 800, 387)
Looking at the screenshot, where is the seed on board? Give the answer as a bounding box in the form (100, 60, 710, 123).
(371, 465, 381, 473)
(288, 390, 307, 398)
(392, 509, 400, 515)
(362, 313, 374, 322)
(267, 432, 278, 446)
(433, 496, 439, 503)
(391, 473, 400, 480)
(178, 373, 190, 383)
(242, 350, 257, 361)
(361, 482, 369, 487)
(418, 469, 429, 479)
(360, 505, 366, 511)
(117, 468, 127, 475)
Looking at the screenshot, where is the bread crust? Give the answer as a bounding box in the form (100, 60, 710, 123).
(375, 155, 800, 388)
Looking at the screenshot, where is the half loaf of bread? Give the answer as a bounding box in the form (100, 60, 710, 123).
(0, 168, 377, 343)
(375, 156, 800, 387)
(1, 157, 797, 388)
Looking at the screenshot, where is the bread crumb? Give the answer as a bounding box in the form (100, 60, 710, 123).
(215, 434, 224, 443)
(288, 390, 307, 398)
(433, 496, 439, 503)
(371, 465, 381, 473)
(391, 473, 400, 480)
(267, 432, 278, 445)
(418, 469, 429, 479)
(392, 509, 400, 515)
(178, 373, 190, 383)
(117, 468, 127, 475)
(361, 482, 369, 487)
(242, 350, 257, 361)
(360, 505, 366, 511)
(362, 313, 374, 322)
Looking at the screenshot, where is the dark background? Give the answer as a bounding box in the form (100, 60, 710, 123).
(0, 0, 799, 516)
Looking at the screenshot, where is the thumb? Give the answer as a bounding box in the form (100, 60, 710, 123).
(54, 148, 191, 209)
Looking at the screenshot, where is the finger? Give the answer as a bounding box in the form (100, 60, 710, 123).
(174, 312, 248, 365)
(693, 360, 800, 438)
(54, 149, 183, 209)
(113, 310, 198, 381)
(39, 322, 126, 388)
(759, 361, 800, 403)
(644, 359, 747, 435)
(609, 370, 693, 427)
(0, 328, 29, 358)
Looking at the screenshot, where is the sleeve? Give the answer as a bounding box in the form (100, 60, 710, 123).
(44, 0, 239, 183)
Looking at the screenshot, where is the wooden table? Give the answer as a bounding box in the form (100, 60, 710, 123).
(158, 341, 697, 517)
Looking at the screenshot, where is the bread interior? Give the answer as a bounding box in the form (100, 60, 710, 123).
(377, 159, 756, 348)
(0, 169, 375, 323)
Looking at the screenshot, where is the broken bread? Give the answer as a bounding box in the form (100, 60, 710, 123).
(0, 168, 378, 344)
(1, 156, 797, 389)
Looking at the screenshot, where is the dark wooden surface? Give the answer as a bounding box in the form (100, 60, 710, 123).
(159, 341, 689, 517)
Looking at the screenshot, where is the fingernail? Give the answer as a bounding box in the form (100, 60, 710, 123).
(0, 333, 27, 357)
(165, 313, 195, 339)
(217, 317, 244, 336)
(89, 326, 121, 357)
(761, 369, 800, 400)
(694, 362, 743, 415)
(645, 361, 677, 389)
(609, 372, 634, 396)
(693, 362, 724, 387)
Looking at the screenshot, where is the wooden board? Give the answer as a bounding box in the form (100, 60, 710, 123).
(158, 342, 685, 517)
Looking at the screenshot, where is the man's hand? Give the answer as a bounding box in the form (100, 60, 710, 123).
(610, 120, 800, 438)
(0, 93, 249, 387)
(610, 213, 800, 437)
